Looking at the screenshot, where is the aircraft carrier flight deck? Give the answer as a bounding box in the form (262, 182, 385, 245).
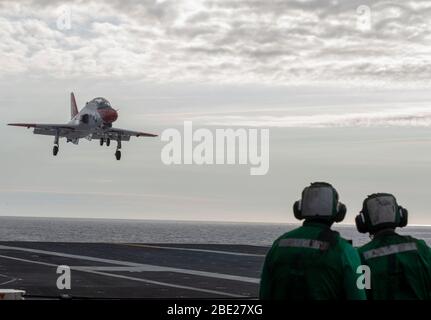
(0, 242, 267, 299)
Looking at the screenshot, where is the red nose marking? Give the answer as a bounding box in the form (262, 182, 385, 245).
(98, 109, 118, 123)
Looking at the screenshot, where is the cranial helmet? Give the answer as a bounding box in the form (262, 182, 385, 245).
(355, 193, 408, 234)
(293, 182, 346, 223)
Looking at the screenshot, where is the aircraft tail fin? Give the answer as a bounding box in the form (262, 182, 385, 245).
(71, 92, 79, 119)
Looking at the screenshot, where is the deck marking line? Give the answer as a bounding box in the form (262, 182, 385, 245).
(0, 245, 259, 284)
(0, 273, 18, 286)
(122, 243, 266, 257)
(0, 254, 246, 298)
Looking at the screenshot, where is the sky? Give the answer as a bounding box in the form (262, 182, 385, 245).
(1, 0, 431, 225)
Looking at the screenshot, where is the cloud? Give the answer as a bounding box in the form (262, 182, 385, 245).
(200, 107, 431, 128)
(0, 188, 219, 203)
(1, 0, 431, 85)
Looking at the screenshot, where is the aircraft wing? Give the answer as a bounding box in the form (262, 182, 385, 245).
(8, 123, 77, 136)
(106, 127, 158, 139)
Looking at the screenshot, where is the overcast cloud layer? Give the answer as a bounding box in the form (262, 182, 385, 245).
(2, 1, 431, 225)
(202, 106, 431, 127)
(2, 0, 431, 85)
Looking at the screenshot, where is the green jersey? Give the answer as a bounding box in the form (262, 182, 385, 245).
(358, 231, 431, 300)
(259, 221, 366, 300)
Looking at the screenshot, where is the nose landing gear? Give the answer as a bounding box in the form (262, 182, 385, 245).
(100, 138, 111, 147)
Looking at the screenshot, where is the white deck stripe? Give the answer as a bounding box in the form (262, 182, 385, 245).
(73, 266, 173, 272)
(123, 243, 266, 257)
(0, 244, 259, 283)
(0, 254, 245, 298)
(0, 273, 18, 286)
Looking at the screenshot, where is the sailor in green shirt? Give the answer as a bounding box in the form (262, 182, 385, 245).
(355, 193, 431, 300)
(260, 182, 366, 300)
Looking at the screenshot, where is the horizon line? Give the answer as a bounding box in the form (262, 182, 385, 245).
(0, 215, 430, 227)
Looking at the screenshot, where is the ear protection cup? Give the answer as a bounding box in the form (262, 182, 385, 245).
(355, 196, 370, 233)
(355, 212, 368, 233)
(333, 202, 346, 223)
(293, 200, 303, 220)
(357, 193, 408, 233)
(399, 206, 408, 228)
(330, 187, 346, 223)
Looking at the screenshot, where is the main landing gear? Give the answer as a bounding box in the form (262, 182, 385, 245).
(115, 139, 121, 160)
(53, 133, 59, 156)
(101, 137, 120, 160)
(53, 135, 121, 160)
(53, 144, 59, 156)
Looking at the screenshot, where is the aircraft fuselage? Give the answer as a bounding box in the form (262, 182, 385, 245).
(66, 97, 118, 140)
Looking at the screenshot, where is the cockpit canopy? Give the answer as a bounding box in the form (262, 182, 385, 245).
(91, 97, 111, 109)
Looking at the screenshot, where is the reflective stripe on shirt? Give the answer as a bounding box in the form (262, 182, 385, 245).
(362, 242, 418, 260)
(278, 238, 330, 251)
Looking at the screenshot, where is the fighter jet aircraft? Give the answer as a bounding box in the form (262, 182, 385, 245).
(8, 92, 157, 160)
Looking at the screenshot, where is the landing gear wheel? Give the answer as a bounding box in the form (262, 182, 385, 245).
(115, 150, 121, 160)
(53, 145, 59, 156)
(100, 138, 104, 146)
(106, 138, 111, 147)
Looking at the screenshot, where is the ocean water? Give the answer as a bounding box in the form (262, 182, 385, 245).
(0, 216, 430, 247)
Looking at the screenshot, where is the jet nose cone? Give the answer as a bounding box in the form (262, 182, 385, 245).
(110, 109, 118, 122)
(99, 108, 118, 123)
